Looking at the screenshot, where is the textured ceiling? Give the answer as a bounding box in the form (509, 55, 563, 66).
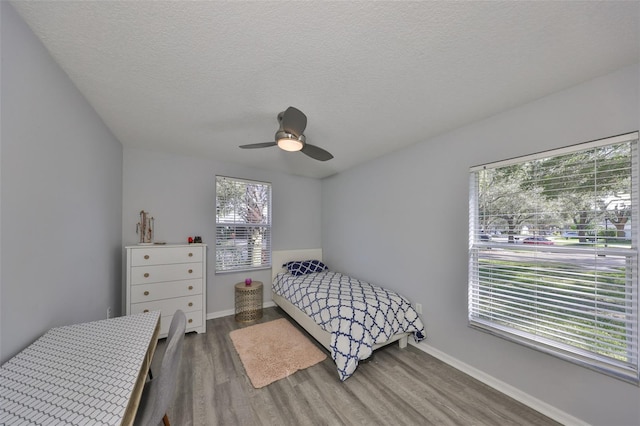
(10, 1, 640, 179)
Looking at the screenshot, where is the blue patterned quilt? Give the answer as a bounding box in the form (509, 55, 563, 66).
(273, 270, 425, 381)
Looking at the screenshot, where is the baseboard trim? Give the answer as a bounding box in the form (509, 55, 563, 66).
(206, 301, 277, 321)
(410, 342, 589, 426)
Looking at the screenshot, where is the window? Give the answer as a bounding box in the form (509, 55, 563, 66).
(468, 132, 639, 383)
(216, 176, 271, 273)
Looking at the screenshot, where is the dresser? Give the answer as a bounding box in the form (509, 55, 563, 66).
(125, 244, 206, 338)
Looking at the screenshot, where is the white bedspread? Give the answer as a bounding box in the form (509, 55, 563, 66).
(273, 270, 425, 381)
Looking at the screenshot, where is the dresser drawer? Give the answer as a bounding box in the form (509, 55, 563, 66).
(159, 311, 203, 336)
(130, 295, 203, 316)
(130, 262, 202, 285)
(126, 244, 207, 338)
(131, 280, 203, 303)
(130, 246, 203, 266)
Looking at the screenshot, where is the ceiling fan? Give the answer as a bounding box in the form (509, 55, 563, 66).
(239, 107, 334, 161)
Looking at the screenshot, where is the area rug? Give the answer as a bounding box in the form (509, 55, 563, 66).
(229, 318, 327, 388)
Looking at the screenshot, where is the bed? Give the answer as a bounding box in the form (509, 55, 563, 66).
(271, 249, 425, 381)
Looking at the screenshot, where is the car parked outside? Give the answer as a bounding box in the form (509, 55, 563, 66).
(522, 236, 555, 245)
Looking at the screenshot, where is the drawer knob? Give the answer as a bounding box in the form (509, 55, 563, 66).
(144, 273, 150, 278)
(144, 291, 150, 296)
(188, 319, 193, 324)
(143, 309, 149, 313)
(188, 285, 194, 290)
(144, 255, 149, 260)
(188, 269, 193, 274)
(188, 302, 193, 307)
(188, 252, 193, 257)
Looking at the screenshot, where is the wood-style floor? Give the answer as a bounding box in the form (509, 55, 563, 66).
(152, 307, 560, 426)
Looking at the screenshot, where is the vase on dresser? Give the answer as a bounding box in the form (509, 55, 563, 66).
(125, 244, 207, 338)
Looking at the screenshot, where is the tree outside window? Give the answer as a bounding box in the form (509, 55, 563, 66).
(469, 132, 639, 383)
(216, 176, 271, 272)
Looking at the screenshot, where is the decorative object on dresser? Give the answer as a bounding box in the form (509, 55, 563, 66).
(234, 280, 263, 322)
(136, 210, 154, 244)
(125, 244, 207, 338)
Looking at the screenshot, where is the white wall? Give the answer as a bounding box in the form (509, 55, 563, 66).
(122, 148, 322, 315)
(0, 3, 123, 363)
(322, 64, 640, 426)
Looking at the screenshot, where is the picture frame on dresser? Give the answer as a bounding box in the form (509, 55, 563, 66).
(125, 244, 207, 338)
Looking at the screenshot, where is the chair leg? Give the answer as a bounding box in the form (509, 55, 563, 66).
(162, 414, 170, 426)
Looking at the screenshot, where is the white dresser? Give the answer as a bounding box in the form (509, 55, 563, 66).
(125, 244, 206, 338)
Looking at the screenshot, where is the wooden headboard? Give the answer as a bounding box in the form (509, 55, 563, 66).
(271, 248, 323, 282)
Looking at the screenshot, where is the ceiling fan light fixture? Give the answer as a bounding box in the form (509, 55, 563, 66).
(240, 108, 333, 161)
(276, 132, 305, 152)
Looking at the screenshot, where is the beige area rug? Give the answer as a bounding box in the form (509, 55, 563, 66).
(229, 318, 327, 388)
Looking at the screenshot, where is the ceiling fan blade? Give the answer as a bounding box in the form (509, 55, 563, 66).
(300, 143, 334, 161)
(239, 142, 277, 149)
(280, 107, 307, 137)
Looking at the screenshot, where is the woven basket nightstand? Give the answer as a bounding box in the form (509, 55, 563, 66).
(234, 281, 263, 322)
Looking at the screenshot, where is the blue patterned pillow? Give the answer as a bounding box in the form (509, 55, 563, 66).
(283, 260, 328, 276)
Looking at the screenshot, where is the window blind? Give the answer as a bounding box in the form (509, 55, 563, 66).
(215, 176, 272, 273)
(468, 132, 639, 383)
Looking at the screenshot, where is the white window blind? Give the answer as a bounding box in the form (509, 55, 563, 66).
(468, 132, 639, 383)
(216, 176, 271, 273)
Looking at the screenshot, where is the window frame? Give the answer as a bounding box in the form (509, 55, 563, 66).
(468, 132, 639, 384)
(215, 175, 272, 274)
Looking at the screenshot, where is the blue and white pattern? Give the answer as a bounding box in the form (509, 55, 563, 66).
(273, 271, 425, 381)
(283, 259, 328, 276)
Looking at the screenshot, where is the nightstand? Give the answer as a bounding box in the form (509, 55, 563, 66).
(234, 281, 263, 322)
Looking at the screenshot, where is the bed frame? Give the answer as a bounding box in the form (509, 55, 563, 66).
(271, 249, 409, 354)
